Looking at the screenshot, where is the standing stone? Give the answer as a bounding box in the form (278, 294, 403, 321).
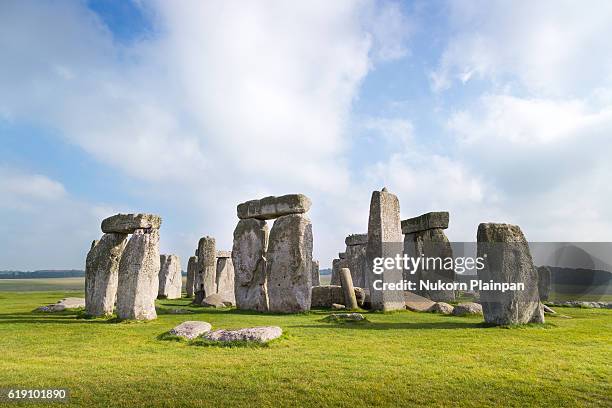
(186, 256, 198, 298)
(331, 258, 347, 286)
(116, 229, 160, 320)
(366, 188, 405, 311)
(311, 260, 320, 286)
(85, 233, 128, 316)
(339, 268, 359, 310)
(267, 213, 313, 312)
(158, 254, 182, 299)
(345, 233, 368, 288)
(402, 212, 455, 302)
(232, 218, 269, 312)
(195, 237, 216, 297)
(537, 265, 551, 301)
(216, 252, 235, 304)
(477, 223, 544, 325)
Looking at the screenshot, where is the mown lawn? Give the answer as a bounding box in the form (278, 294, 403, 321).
(0, 291, 610, 408)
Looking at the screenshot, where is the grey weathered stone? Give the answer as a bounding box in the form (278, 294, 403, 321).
(477, 223, 544, 325)
(101, 213, 161, 234)
(204, 326, 282, 343)
(232, 218, 269, 312)
(216, 256, 235, 304)
(366, 188, 405, 311)
(542, 304, 556, 314)
(216, 250, 231, 258)
(331, 258, 347, 286)
(338, 252, 346, 259)
(428, 302, 454, 315)
(237, 194, 311, 220)
(452, 302, 483, 316)
(37, 297, 86, 312)
(537, 265, 551, 301)
(404, 291, 436, 312)
(85, 233, 128, 316)
(332, 303, 346, 310)
(345, 237, 368, 288)
(201, 293, 228, 308)
(401, 211, 449, 234)
(310, 285, 365, 308)
(267, 214, 313, 313)
(339, 268, 358, 310)
(345, 233, 368, 247)
(158, 254, 182, 299)
(323, 313, 365, 322)
(403, 227, 455, 302)
(169, 321, 212, 340)
(116, 229, 160, 320)
(195, 236, 216, 297)
(186, 256, 198, 298)
(311, 259, 320, 286)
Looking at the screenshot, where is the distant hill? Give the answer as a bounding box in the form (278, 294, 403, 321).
(319, 268, 331, 275)
(0, 270, 85, 279)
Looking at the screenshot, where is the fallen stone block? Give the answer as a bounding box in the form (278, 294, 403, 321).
(203, 326, 282, 343)
(169, 321, 212, 340)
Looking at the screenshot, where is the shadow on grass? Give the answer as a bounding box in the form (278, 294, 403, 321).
(294, 320, 493, 330)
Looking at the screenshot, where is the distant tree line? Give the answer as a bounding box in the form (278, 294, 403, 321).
(0, 270, 85, 279)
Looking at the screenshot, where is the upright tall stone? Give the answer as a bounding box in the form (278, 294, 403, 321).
(232, 219, 269, 311)
(216, 251, 235, 304)
(186, 256, 198, 298)
(331, 258, 346, 285)
(116, 229, 160, 320)
(477, 223, 544, 325)
(195, 237, 216, 297)
(158, 254, 182, 299)
(267, 214, 313, 312)
(85, 233, 128, 316)
(366, 188, 405, 311)
(537, 265, 551, 301)
(345, 233, 368, 288)
(339, 268, 359, 310)
(402, 212, 455, 302)
(311, 260, 320, 286)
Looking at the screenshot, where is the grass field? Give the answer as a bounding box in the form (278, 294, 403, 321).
(0, 290, 610, 407)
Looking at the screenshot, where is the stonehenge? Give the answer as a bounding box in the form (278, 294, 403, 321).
(311, 260, 320, 286)
(186, 256, 198, 298)
(477, 223, 544, 325)
(215, 250, 235, 304)
(402, 211, 455, 302)
(233, 194, 313, 312)
(311, 285, 365, 308)
(345, 233, 368, 289)
(85, 213, 161, 320)
(537, 265, 551, 301)
(158, 254, 182, 299)
(339, 268, 359, 310)
(366, 188, 405, 311)
(195, 236, 217, 297)
(331, 258, 347, 285)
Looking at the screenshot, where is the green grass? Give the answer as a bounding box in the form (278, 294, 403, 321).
(0, 291, 610, 407)
(0, 278, 85, 291)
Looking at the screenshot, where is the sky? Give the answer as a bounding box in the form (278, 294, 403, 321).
(1, 0, 612, 270)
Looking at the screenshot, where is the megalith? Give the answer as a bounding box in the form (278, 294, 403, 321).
(216, 251, 235, 304)
(158, 254, 182, 299)
(186, 256, 198, 298)
(232, 218, 269, 312)
(195, 236, 216, 297)
(311, 260, 320, 286)
(237, 194, 311, 220)
(101, 213, 161, 234)
(402, 212, 455, 302)
(85, 233, 128, 316)
(366, 188, 405, 311)
(331, 258, 346, 286)
(339, 267, 359, 310)
(267, 214, 313, 312)
(116, 228, 161, 320)
(477, 223, 544, 325)
(345, 233, 368, 288)
(537, 265, 551, 301)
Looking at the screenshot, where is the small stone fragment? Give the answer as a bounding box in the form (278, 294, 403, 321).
(452, 302, 483, 316)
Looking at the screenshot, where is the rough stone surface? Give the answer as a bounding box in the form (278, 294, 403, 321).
(323, 313, 365, 322)
(428, 302, 454, 315)
(215, 256, 235, 304)
(232, 218, 269, 312)
(452, 302, 483, 316)
(547, 301, 612, 309)
(200, 293, 228, 308)
(204, 326, 282, 343)
(477, 223, 544, 325)
(537, 266, 552, 301)
(331, 258, 347, 286)
(345, 233, 368, 247)
(403, 227, 455, 302)
(339, 268, 359, 310)
(401, 212, 449, 234)
(311, 285, 365, 308)
(195, 236, 217, 297)
(311, 260, 320, 286)
(404, 291, 436, 312)
(169, 321, 212, 340)
(37, 297, 85, 312)
(216, 250, 231, 258)
(331, 303, 346, 310)
(158, 254, 182, 299)
(366, 189, 405, 311)
(267, 214, 313, 312)
(186, 256, 198, 298)
(85, 232, 128, 316)
(116, 229, 160, 320)
(237, 194, 311, 220)
(542, 304, 556, 314)
(338, 252, 346, 259)
(345, 238, 368, 288)
(101, 213, 161, 234)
